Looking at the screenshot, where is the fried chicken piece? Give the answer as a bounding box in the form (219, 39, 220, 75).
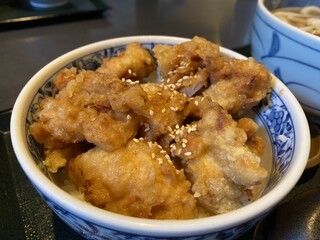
(97, 42, 156, 80)
(154, 37, 271, 114)
(138, 83, 188, 149)
(170, 98, 267, 214)
(43, 142, 92, 173)
(30, 122, 92, 173)
(54, 67, 78, 91)
(68, 139, 198, 219)
(237, 117, 265, 157)
(153, 36, 224, 97)
(31, 70, 151, 151)
(30, 122, 67, 149)
(237, 117, 259, 138)
(245, 135, 265, 159)
(204, 57, 272, 115)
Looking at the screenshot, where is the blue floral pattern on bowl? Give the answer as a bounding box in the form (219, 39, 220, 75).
(25, 42, 295, 239)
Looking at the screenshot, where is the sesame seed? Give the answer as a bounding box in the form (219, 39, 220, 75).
(144, 127, 150, 132)
(127, 114, 132, 120)
(149, 110, 154, 116)
(139, 137, 144, 141)
(152, 153, 155, 159)
(168, 84, 176, 89)
(161, 108, 166, 113)
(182, 139, 188, 143)
(125, 79, 138, 86)
(128, 69, 132, 74)
(148, 141, 153, 148)
(194, 192, 201, 198)
(184, 152, 192, 156)
(133, 138, 139, 143)
(195, 100, 199, 106)
(182, 143, 186, 148)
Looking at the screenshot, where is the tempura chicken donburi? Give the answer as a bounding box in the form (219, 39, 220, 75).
(30, 36, 271, 219)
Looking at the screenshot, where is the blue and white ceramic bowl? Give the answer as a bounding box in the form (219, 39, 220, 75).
(10, 36, 310, 239)
(251, 0, 320, 122)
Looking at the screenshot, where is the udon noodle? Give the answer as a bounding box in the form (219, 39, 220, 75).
(273, 6, 320, 36)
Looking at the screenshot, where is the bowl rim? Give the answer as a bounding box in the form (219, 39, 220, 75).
(10, 35, 311, 237)
(257, 0, 320, 46)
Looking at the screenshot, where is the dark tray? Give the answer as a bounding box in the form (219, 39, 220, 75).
(1, 109, 319, 239)
(0, 0, 109, 30)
